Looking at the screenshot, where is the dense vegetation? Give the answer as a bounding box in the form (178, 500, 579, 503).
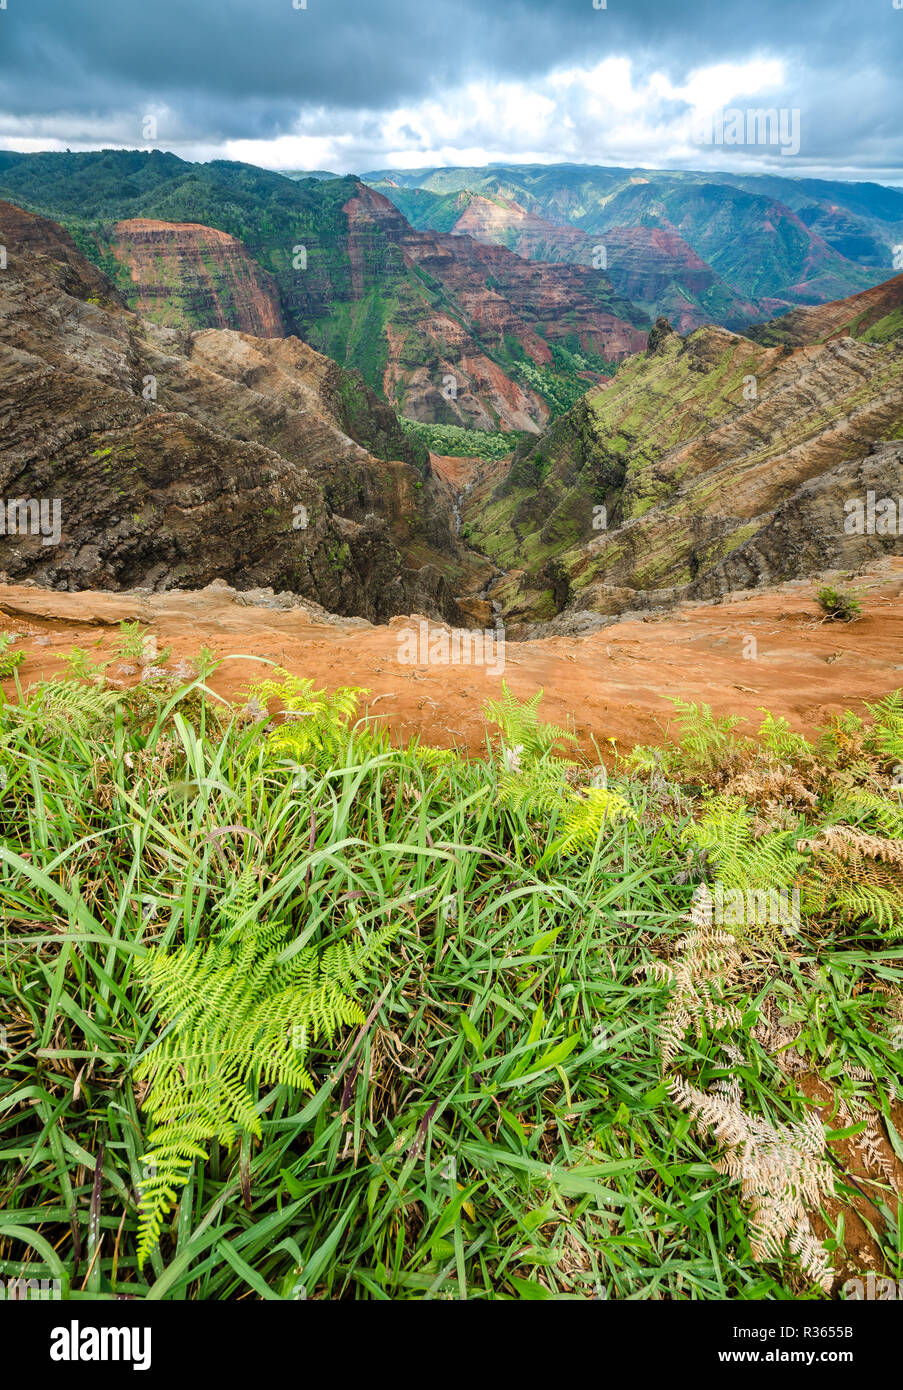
(0, 150, 388, 366)
(400, 419, 521, 461)
(498, 337, 619, 417)
(1, 636, 902, 1299)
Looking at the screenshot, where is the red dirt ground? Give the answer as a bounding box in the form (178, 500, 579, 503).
(2, 558, 901, 756)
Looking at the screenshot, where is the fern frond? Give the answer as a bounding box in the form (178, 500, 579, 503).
(756, 711, 814, 762)
(497, 758, 576, 817)
(246, 673, 368, 765)
(865, 689, 903, 764)
(10, 678, 121, 736)
(683, 799, 806, 898)
(0, 631, 25, 679)
(669, 699, 747, 777)
(635, 910, 743, 1071)
(832, 787, 903, 838)
(484, 682, 575, 759)
(133, 881, 395, 1265)
(553, 787, 636, 855)
(670, 1073, 835, 1290)
(798, 827, 903, 934)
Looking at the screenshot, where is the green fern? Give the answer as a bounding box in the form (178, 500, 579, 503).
(797, 827, 903, 936)
(497, 757, 577, 817)
(8, 678, 121, 735)
(0, 632, 25, 679)
(626, 743, 676, 777)
(816, 708, 865, 765)
(756, 711, 814, 762)
(60, 646, 110, 683)
(683, 799, 807, 938)
(404, 743, 460, 772)
(484, 683, 575, 760)
(669, 699, 747, 777)
(691, 808, 805, 892)
(802, 854, 903, 935)
(685, 799, 804, 882)
(831, 786, 903, 838)
(114, 620, 150, 662)
(134, 870, 394, 1266)
(551, 787, 636, 855)
(865, 690, 903, 765)
(826, 876, 902, 934)
(249, 673, 368, 764)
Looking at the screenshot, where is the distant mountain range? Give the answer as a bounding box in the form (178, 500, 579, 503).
(366, 162, 903, 329)
(7, 151, 902, 439)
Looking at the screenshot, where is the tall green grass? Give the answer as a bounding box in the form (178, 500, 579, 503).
(0, 665, 901, 1300)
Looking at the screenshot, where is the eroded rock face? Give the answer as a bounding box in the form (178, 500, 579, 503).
(4, 556, 903, 756)
(0, 200, 121, 307)
(340, 183, 648, 430)
(689, 442, 903, 599)
(465, 309, 903, 624)
(111, 219, 286, 337)
(748, 273, 903, 347)
(0, 156, 651, 433)
(425, 194, 763, 334)
(0, 200, 462, 623)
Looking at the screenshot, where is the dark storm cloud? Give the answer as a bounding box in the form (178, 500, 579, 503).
(0, 0, 900, 174)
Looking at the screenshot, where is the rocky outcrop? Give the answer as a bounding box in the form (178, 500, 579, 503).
(0, 200, 123, 308)
(689, 442, 903, 599)
(111, 219, 286, 337)
(0, 200, 463, 622)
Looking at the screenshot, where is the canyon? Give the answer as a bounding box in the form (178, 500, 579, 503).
(369, 184, 764, 332)
(0, 199, 475, 621)
(1, 173, 902, 684)
(370, 163, 901, 309)
(0, 151, 648, 433)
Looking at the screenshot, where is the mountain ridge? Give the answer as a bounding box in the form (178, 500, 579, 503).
(460, 304, 903, 629)
(366, 162, 899, 318)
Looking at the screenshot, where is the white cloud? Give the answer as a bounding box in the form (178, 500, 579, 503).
(216, 54, 805, 173)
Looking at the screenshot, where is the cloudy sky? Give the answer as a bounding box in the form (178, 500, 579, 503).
(1, 0, 901, 182)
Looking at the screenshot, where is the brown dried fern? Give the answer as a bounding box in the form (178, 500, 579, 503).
(634, 887, 742, 1071)
(797, 824, 903, 866)
(670, 1071, 835, 1290)
(835, 1064, 898, 1186)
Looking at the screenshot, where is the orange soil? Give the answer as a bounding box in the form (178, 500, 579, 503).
(2, 558, 902, 754)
